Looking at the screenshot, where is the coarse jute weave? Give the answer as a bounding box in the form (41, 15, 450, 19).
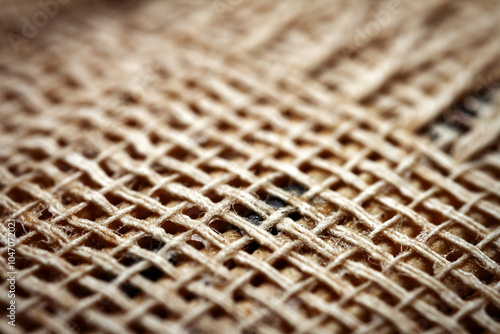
(1, 0, 500, 333)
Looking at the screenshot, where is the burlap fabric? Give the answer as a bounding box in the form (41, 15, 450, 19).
(1, 1, 500, 333)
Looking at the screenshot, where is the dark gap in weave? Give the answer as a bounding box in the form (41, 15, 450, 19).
(118, 253, 142, 267)
(256, 188, 288, 209)
(205, 189, 224, 203)
(76, 202, 108, 221)
(95, 297, 121, 314)
(161, 220, 188, 235)
(187, 237, 205, 250)
(6, 187, 34, 204)
(414, 203, 446, 226)
(140, 266, 164, 282)
(79, 172, 101, 190)
(14, 313, 41, 332)
(273, 175, 308, 195)
(84, 232, 116, 250)
(176, 175, 202, 187)
(228, 175, 251, 188)
(182, 206, 205, 219)
(167, 250, 189, 267)
(79, 140, 99, 159)
(150, 305, 171, 319)
(125, 143, 146, 161)
(205, 90, 222, 102)
(485, 303, 500, 321)
(250, 273, 266, 287)
(437, 108, 472, 133)
(234, 203, 264, 226)
(67, 281, 94, 299)
(468, 207, 500, 229)
(250, 162, 273, 177)
(168, 146, 194, 161)
(262, 310, 294, 333)
(210, 306, 226, 319)
(351, 250, 382, 272)
(199, 162, 225, 175)
(148, 131, 161, 145)
(109, 220, 134, 236)
(208, 219, 241, 234)
(62, 252, 89, 267)
(272, 258, 291, 271)
(266, 197, 287, 209)
(124, 117, 141, 129)
(61, 190, 83, 206)
(120, 90, 140, 105)
(152, 188, 183, 206)
(178, 287, 196, 302)
(401, 254, 434, 277)
(460, 317, 486, 334)
(127, 175, 152, 192)
(217, 120, 237, 132)
(247, 213, 264, 226)
(76, 118, 94, 131)
(310, 282, 340, 303)
(405, 309, 434, 331)
(8, 253, 31, 273)
(129, 322, 148, 333)
(27, 233, 54, 252)
(168, 116, 188, 131)
(443, 275, 477, 301)
(371, 235, 404, 258)
(104, 192, 124, 206)
(432, 294, 457, 316)
(31, 172, 55, 188)
(7, 163, 30, 177)
(244, 241, 260, 254)
(54, 158, 74, 173)
(68, 315, 95, 334)
(131, 205, 155, 220)
(254, 96, 272, 106)
(224, 259, 237, 270)
(342, 273, 367, 288)
(261, 122, 274, 132)
(235, 108, 248, 118)
(19, 147, 49, 161)
(42, 301, 57, 315)
(268, 226, 280, 235)
(233, 289, 245, 304)
(7, 217, 29, 239)
(479, 164, 500, 184)
(445, 250, 463, 263)
(34, 206, 53, 221)
(281, 108, 304, 122)
(120, 282, 141, 298)
(287, 211, 302, 221)
(33, 266, 63, 283)
(104, 131, 123, 143)
(89, 267, 116, 282)
(422, 83, 499, 144)
(137, 236, 165, 252)
(318, 149, 335, 160)
(153, 154, 171, 168)
(220, 146, 246, 160)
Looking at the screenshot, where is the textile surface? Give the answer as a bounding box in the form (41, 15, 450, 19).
(1, 0, 500, 333)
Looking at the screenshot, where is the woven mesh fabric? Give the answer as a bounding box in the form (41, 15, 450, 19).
(1, 0, 500, 333)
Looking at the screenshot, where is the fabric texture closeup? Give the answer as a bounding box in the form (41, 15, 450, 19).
(1, 0, 500, 333)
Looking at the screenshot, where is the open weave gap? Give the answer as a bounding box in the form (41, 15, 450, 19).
(0, 1, 500, 333)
